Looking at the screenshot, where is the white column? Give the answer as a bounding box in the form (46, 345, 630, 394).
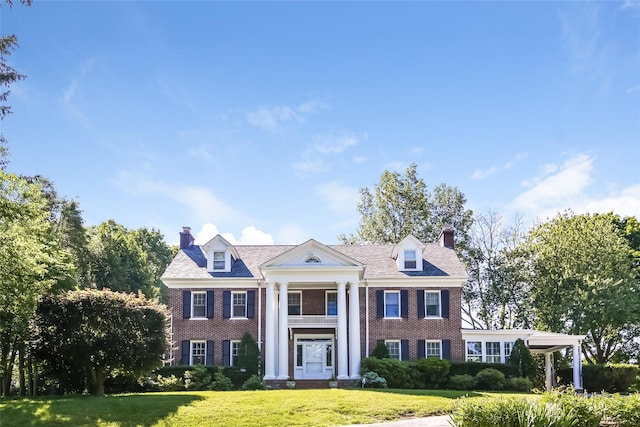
(545, 353, 553, 391)
(264, 281, 276, 380)
(573, 343, 582, 390)
(348, 282, 361, 379)
(278, 282, 289, 380)
(337, 282, 349, 379)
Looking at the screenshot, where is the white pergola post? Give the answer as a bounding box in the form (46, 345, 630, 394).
(337, 281, 349, 379)
(348, 282, 361, 379)
(264, 281, 276, 380)
(573, 343, 582, 390)
(277, 282, 289, 380)
(545, 352, 553, 391)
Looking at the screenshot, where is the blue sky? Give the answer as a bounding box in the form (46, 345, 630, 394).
(2, 1, 639, 245)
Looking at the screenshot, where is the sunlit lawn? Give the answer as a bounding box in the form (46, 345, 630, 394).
(0, 389, 530, 427)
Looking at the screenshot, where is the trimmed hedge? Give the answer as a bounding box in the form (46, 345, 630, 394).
(449, 362, 519, 378)
(557, 364, 639, 393)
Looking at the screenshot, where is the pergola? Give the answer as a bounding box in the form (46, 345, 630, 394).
(461, 329, 585, 391)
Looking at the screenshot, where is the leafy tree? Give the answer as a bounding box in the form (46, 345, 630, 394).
(508, 339, 535, 379)
(34, 289, 167, 396)
(340, 163, 473, 249)
(236, 332, 260, 376)
(371, 342, 390, 359)
(521, 212, 639, 363)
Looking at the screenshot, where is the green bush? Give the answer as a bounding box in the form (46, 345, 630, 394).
(475, 368, 505, 390)
(361, 371, 387, 388)
(242, 375, 266, 390)
(601, 393, 640, 427)
(156, 374, 184, 391)
(448, 374, 476, 390)
(504, 376, 531, 392)
(507, 339, 535, 379)
(414, 358, 450, 389)
(449, 361, 518, 378)
(359, 357, 412, 388)
(210, 372, 234, 391)
(371, 342, 390, 359)
(558, 364, 639, 393)
(184, 365, 212, 390)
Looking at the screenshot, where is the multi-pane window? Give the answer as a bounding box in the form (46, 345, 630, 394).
(504, 342, 514, 361)
(426, 341, 442, 359)
(486, 342, 501, 363)
(192, 292, 206, 318)
(213, 251, 225, 270)
(385, 340, 401, 360)
(232, 292, 247, 318)
(288, 292, 301, 315)
(230, 341, 240, 366)
(466, 341, 482, 362)
(384, 291, 400, 318)
(326, 291, 337, 316)
(425, 291, 441, 317)
(404, 250, 417, 269)
(191, 341, 206, 365)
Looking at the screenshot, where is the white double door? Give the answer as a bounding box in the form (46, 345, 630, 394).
(294, 336, 334, 380)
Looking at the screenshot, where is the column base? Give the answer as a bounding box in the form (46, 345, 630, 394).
(263, 375, 276, 381)
(277, 375, 289, 380)
(337, 374, 350, 380)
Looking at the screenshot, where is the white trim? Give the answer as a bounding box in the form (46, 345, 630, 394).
(385, 339, 401, 360)
(424, 290, 442, 318)
(231, 291, 247, 319)
(190, 340, 206, 365)
(425, 340, 443, 359)
(288, 290, 302, 316)
(365, 277, 466, 287)
(325, 290, 338, 316)
(191, 291, 207, 319)
(229, 340, 241, 367)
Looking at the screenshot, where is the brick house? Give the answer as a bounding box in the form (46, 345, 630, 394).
(161, 226, 584, 389)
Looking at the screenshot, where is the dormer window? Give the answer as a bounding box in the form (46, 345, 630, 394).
(404, 250, 417, 269)
(213, 251, 226, 270)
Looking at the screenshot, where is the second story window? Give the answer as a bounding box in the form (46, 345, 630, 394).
(425, 291, 441, 317)
(288, 292, 301, 315)
(326, 291, 337, 316)
(404, 250, 417, 269)
(384, 291, 400, 318)
(192, 292, 206, 318)
(232, 292, 247, 318)
(213, 251, 225, 270)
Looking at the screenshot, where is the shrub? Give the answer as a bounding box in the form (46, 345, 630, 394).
(156, 374, 184, 391)
(508, 338, 535, 379)
(558, 364, 639, 393)
(236, 332, 261, 376)
(475, 368, 505, 390)
(415, 358, 450, 389)
(210, 372, 234, 391)
(242, 375, 266, 390)
(361, 371, 387, 388)
(184, 365, 212, 390)
(504, 376, 531, 392)
(448, 374, 476, 390)
(371, 342, 390, 359)
(359, 357, 412, 388)
(449, 361, 518, 378)
(602, 393, 640, 427)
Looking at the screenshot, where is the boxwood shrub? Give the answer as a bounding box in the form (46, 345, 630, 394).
(557, 363, 639, 393)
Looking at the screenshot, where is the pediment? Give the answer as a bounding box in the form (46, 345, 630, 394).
(261, 239, 363, 269)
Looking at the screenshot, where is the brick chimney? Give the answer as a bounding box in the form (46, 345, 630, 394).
(179, 226, 195, 249)
(438, 226, 454, 249)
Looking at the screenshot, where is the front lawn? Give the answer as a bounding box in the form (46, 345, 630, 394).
(0, 389, 526, 427)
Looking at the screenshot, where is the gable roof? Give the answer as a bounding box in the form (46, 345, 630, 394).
(161, 240, 467, 281)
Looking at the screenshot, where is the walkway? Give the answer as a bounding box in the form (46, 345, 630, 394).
(340, 415, 452, 427)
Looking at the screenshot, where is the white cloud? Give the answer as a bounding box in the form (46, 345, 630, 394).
(193, 223, 221, 244)
(316, 181, 360, 216)
(412, 146, 425, 155)
(626, 84, 640, 94)
(294, 132, 365, 176)
(297, 100, 329, 114)
(194, 224, 274, 245)
(313, 133, 361, 154)
(472, 166, 498, 180)
(353, 155, 367, 164)
(471, 153, 527, 180)
(246, 99, 330, 132)
(276, 224, 312, 245)
(293, 159, 330, 175)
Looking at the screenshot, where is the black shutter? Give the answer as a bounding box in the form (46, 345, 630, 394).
(223, 290, 231, 319)
(181, 340, 190, 365)
(441, 290, 450, 319)
(247, 290, 255, 319)
(183, 291, 191, 319)
(442, 340, 451, 360)
(223, 340, 231, 367)
(206, 341, 214, 365)
(400, 290, 409, 318)
(401, 339, 409, 361)
(417, 290, 425, 318)
(417, 340, 425, 359)
(206, 290, 214, 318)
(376, 290, 384, 318)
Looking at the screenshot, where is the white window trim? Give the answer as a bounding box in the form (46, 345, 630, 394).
(485, 341, 501, 363)
(424, 290, 443, 319)
(207, 248, 232, 272)
(190, 340, 206, 365)
(465, 340, 483, 362)
(191, 291, 207, 319)
(425, 340, 443, 359)
(385, 339, 401, 360)
(230, 340, 241, 367)
(288, 291, 302, 316)
(465, 341, 515, 363)
(384, 290, 401, 319)
(231, 291, 248, 319)
(325, 290, 337, 316)
(403, 249, 417, 270)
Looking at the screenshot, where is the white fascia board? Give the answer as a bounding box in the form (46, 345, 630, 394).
(365, 276, 466, 288)
(162, 278, 260, 289)
(262, 269, 362, 284)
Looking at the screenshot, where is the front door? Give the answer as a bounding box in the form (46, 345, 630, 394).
(294, 337, 334, 379)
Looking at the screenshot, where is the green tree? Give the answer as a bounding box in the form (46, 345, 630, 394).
(340, 163, 473, 249)
(236, 332, 260, 376)
(34, 289, 167, 396)
(522, 212, 639, 363)
(508, 339, 535, 379)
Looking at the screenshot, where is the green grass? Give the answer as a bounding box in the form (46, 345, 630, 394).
(0, 389, 530, 427)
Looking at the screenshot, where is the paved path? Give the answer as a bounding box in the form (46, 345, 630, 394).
(340, 415, 453, 427)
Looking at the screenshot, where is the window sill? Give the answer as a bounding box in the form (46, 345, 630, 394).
(383, 317, 402, 320)
(189, 317, 208, 320)
(423, 316, 443, 320)
(230, 317, 249, 320)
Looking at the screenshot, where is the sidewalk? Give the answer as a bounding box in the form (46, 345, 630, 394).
(340, 415, 452, 427)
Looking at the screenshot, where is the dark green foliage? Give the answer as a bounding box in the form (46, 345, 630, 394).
(359, 357, 412, 388)
(504, 377, 531, 392)
(155, 374, 184, 391)
(557, 363, 639, 393)
(210, 372, 233, 391)
(508, 339, 535, 379)
(371, 342, 389, 359)
(237, 332, 260, 376)
(475, 368, 505, 390)
(34, 289, 167, 396)
(414, 358, 451, 389)
(448, 374, 476, 390)
(242, 375, 266, 390)
(184, 365, 211, 391)
(449, 361, 518, 378)
(361, 371, 387, 388)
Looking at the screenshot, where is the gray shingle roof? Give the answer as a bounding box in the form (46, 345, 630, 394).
(162, 242, 467, 280)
